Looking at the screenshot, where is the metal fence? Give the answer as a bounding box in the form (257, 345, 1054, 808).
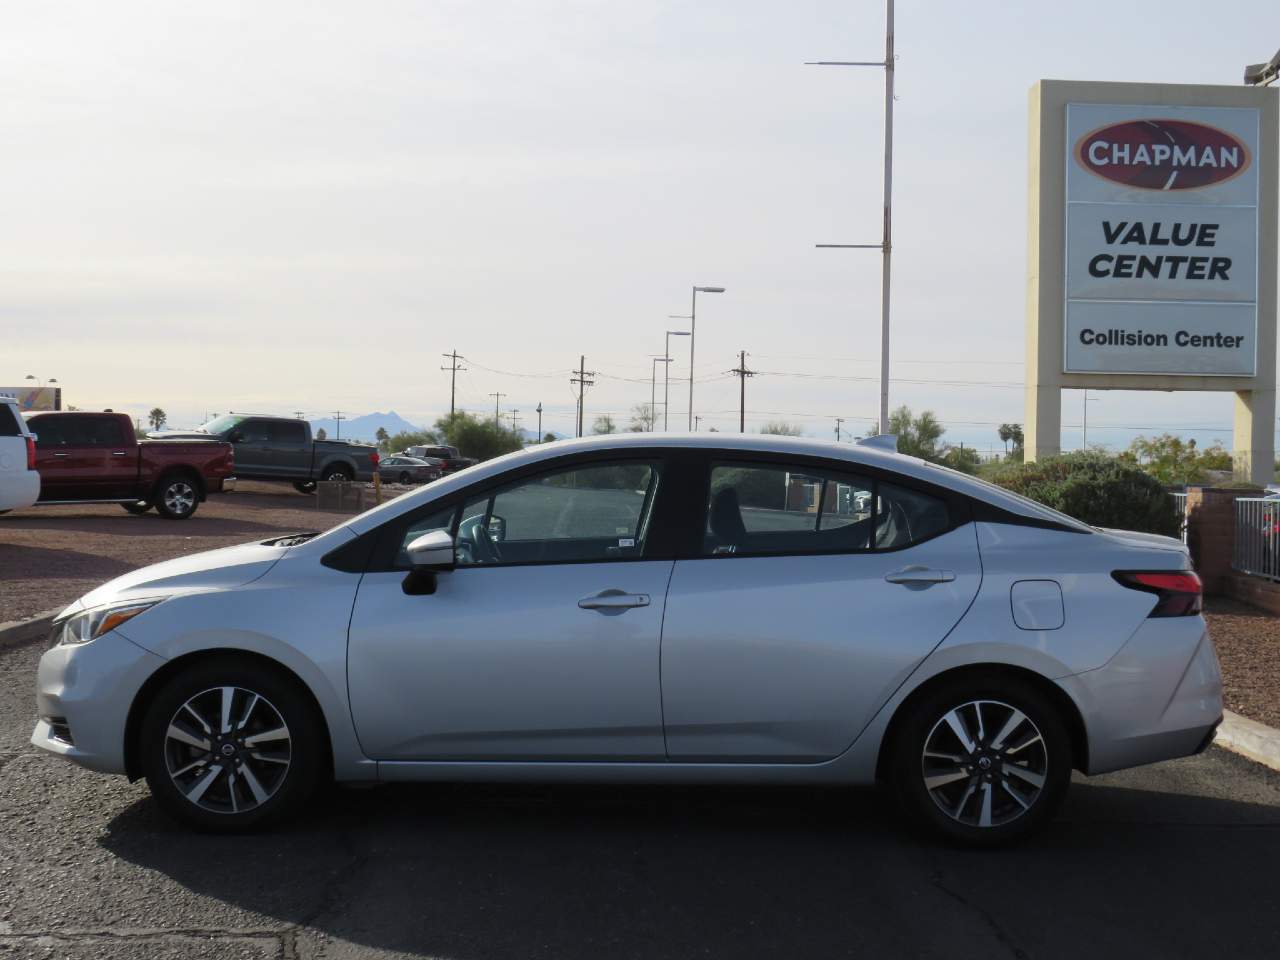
(1233, 497, 1280, 581)
(1170, 492, 1188, 544)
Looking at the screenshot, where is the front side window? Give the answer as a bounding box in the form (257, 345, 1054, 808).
(456, 460, 661, 566)
(239, 420, 272, 443)
(703, 461, 950, 557)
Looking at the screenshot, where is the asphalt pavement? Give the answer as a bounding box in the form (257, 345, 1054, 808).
(2, 635, 1279, 960)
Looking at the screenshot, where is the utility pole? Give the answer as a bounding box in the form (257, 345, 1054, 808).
(536, 402, 543, 440)
(293, 411, 305, 420)
(332, 411, 346, 440)
(727, 350, 755, 433)
(441, 350, 466, 419)
(570, 356, 595, 438)
(835, 417, 845, 442)
(507, 409, 521, 436)
(694, 415, 702, 431)
(809, 0, 895, 436)
(488, 392, 506, 422)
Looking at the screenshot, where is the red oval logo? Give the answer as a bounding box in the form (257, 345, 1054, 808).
(1075, 119, 1250, 190)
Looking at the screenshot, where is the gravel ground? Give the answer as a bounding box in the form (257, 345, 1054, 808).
(1204, 597, 1280, 729)
(0, 482, 363, 622)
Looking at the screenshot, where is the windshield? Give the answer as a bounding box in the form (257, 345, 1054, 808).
(199, 414, 246, 435)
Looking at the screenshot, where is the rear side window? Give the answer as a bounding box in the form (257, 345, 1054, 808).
(0, 404, 21, 437)
(703, 462, 951, 557)
(30, 416, 125, 446)
(271, 421, 307, 444)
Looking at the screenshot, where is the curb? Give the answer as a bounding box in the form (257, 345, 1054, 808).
(1215, 709, 1280, 774)
(0, 608, 60, 652)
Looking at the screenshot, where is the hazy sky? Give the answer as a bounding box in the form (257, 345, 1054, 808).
(3, 1, 1277, 451)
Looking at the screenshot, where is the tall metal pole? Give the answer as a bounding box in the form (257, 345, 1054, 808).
(809, 0, 895, 436)
(688, 288, 697, 431)
(879, 0, 894, 436)
(536, 402, 543, 440)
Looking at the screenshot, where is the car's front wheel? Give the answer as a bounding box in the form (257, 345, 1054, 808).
(887, 674, 1071, 846)
(139, 657, 324, 831)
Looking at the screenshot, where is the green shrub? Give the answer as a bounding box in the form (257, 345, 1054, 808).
(986, 451, 1182, 537)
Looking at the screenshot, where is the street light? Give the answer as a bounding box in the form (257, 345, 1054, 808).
(664, 330, 691, 430)
(650, 355, 672, 432)
(24, 375, 57, 389)
(687, 286, 725, 429)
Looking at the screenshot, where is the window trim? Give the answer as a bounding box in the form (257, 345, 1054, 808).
(690, 453, 972, 560)
(363, 450, 678, 572)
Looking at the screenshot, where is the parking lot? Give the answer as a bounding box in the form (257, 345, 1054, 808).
(3, 488, 1280, 958)
(1, 628, 1278, 960)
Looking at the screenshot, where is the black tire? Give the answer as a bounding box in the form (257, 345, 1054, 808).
(293, 481, 317, 495)
(397, 471, 412, 485)
(153, 475, 200, 520)
(886, 673, 1072, 847)
(122, 501, 152, 515)
(322, 465, 352, 483)
(139, 656, 324, 832)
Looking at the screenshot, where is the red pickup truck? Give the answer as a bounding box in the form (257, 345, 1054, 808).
(25, 411, 235, 519)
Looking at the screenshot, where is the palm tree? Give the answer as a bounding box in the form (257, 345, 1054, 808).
(148, 408, 167, 431)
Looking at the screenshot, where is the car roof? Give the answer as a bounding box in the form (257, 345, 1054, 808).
(331, 432, 1090, 538)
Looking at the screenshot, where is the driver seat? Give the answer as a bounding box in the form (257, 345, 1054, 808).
(709, 487, 747, 549)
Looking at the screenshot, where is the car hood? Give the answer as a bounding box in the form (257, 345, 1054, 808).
(58, 540, 291, 618)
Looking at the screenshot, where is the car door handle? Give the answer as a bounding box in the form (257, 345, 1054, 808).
(111, 451, 128, 456)
(578, 590, 651, 611)
(52, 452, 70, 458)
(885, 566, 955, 585)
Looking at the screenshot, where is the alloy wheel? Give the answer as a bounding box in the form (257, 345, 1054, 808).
(163, 481, 196, 516)
(163, 686, 292, 814)
(920, 699, 1048, 829)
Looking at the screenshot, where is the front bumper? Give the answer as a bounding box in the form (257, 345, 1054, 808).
(30, 630, 166, 775)
(215, 476, 237, 493)
(1061, 616, 1223, 775)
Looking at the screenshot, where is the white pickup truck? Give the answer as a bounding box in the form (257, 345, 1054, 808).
(0, 396, 40, 513)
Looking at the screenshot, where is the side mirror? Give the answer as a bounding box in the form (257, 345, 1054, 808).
(407, 529, 456, 570)
(403, 530, 456, 596)
(227, 430, 242, 443)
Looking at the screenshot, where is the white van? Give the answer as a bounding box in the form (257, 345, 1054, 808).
(0, 396, 40, 512)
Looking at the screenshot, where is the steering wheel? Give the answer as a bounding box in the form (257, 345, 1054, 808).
(459, 514, 502, 563)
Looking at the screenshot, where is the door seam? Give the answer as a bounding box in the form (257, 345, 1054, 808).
(658, 559, 678, 760)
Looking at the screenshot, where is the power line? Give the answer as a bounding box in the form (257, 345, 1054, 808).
(570, 356, 595, 438)
(727, 351, 756, 433)
(441, 350, 467, 418)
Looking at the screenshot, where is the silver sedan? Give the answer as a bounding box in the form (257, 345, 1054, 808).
(31, 434, 1221, 845)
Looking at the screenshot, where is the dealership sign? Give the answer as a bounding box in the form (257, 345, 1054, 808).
(1064, 103, 1260, 375)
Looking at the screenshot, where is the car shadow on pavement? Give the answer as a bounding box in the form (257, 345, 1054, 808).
(0, 543, 135, 581)
(99, 774, 1280, 959)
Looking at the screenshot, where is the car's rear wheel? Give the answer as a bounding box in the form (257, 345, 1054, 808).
(398, 471, 412, 484)
(121, 501, 152, 515)
(887, 674, 1071, 846)
(154, 476, 199, 519)
(323, 465, 352, 483)
(139, 657, 323, 831)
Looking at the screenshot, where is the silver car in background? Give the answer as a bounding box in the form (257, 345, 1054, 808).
(31, 434, 1221, 844)
(378, 455, 442, 485)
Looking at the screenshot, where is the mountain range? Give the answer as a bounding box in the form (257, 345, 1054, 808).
(310, 411, 423, 442)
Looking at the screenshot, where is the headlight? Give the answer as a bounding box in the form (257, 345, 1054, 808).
(53, 599, 164, 646)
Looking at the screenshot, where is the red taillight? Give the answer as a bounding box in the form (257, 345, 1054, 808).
(1112, 570, 1203, 617)
(370, 452, 380, 467)
(25, 435, 35, 471)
